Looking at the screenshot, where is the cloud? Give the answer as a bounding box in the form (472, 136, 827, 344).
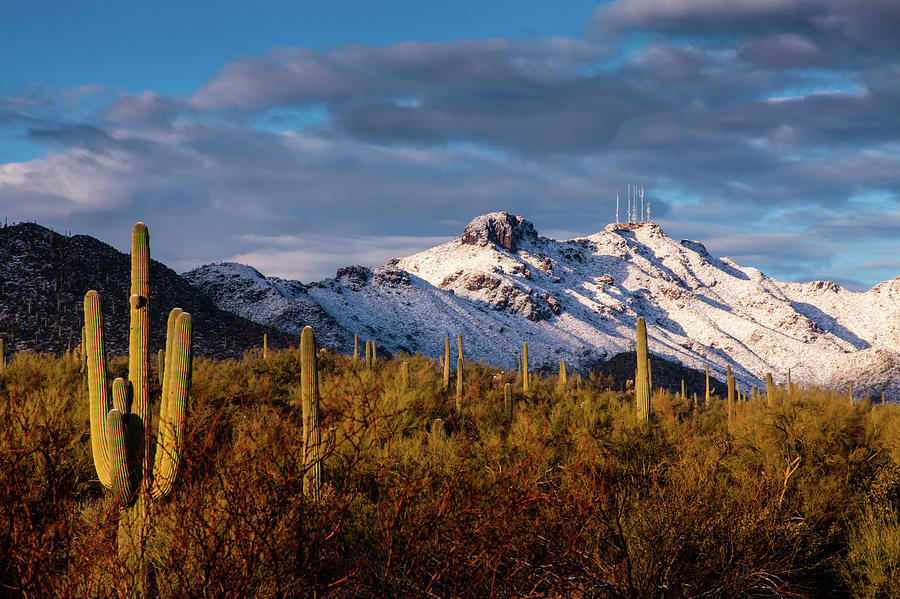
(1, 4, 899, 286)
(592, 0, 900, 65)
(227, 233, 453, 281)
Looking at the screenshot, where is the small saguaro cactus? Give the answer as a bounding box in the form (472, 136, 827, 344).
(372, 341, 377, 364)
(354, 334, 359, 361)
(504, 382, 513, 421)
(726, 365, 735, 429)
(443, 337, 450, 390)
(522, 342, 529, 392)
(84, 223, 193, 597)
(766, 372, 775, 406)
(430, 418, 446, 448)
(558, 360, 567, 392)
(263, 333, 268, 361)
(400, 360, 409, 391)
(365, 340, 373, 370)
(456, 356, 464, 412)
(457, 333, 464, 363)
(705, 366, 711, 405)
(300, 326, 321, 499)
(681, 379, 686, 403)
(635, 317, 650, 423)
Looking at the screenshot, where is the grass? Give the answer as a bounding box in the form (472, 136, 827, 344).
(1, 347, 899, 597)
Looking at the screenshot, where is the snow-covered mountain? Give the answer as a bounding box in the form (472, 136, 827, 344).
(183, 212, 900, 395)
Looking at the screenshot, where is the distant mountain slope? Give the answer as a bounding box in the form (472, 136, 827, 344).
(185, 213, 900, 396)
(0, 222, 295, 357)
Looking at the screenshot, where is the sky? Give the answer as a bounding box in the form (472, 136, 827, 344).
(2, 0, 899, 289)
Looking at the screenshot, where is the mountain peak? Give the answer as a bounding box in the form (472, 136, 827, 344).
(460, 212, 537, 252)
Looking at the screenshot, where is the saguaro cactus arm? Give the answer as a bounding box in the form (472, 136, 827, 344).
(84, 289, 112, 489)
(151, 310, 192, 501)
(107, 408, 135, 507)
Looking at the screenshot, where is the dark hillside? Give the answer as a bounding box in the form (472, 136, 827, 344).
(0, 222, 296, 357)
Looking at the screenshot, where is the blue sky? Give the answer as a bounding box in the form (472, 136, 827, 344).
(2, 0, 899, 289)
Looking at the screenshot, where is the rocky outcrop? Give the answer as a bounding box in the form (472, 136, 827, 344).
(460, 212, 537, 252)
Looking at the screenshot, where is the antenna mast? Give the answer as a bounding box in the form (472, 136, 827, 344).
(640, 184, 644, 222)
(616, 186, 619, 224)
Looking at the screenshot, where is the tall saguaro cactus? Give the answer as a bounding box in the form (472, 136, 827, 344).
(558, 360, 567, 392)
(456, 356, 464, 412)
(705, 366, 711, 405)
(635, 317, 650, 423)
(84, 223, 193, 597)
(766, 373, 775, 406)
(443, 337, 450, 390)
(522, 342, 529, 392)
(300, 326, 321, 499)
(726, 365, 735, 430)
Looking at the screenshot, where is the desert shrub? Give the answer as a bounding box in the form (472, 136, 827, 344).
(2, 347, 900, 597)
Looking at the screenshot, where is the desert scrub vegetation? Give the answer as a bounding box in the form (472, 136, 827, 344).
(2, 346, 900, 598)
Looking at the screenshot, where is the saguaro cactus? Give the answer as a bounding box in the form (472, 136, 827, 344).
(443, 337, 450, 390)
(430, 418, 446, 448)
(300, 326, 321, 499)
(84, 223, 193, 597)
(263, 333, 268, 361)
(705, 366, 711, 405)
(457, 333, 463, 363)
(635, 317, 650, 423)
(365, 340, 373, 370)
(558, 360, 567, 392)
(456, 356, 464, 412)
(400, 360, 409, 391)
(726, 365, 735, 430)
(766, 372, 775, 406)
(353, 334, 359, 361)
(522, 342, 529, 392)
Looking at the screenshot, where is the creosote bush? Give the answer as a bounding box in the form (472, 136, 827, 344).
(2, 348, 900, 597)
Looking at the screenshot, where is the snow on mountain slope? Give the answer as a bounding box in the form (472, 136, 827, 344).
(184, 212, 900, 396)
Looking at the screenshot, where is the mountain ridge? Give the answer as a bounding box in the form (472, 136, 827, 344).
(0, 222, 297, 358)
(184, 212, 900, 396)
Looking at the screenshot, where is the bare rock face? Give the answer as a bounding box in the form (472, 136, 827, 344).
(335, 265, 371, 288)
(460, 212, 537, 252)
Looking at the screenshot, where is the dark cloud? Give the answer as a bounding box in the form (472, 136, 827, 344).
(737, 34, 827, 68)
(99, 91, 179, 126)
(592, 0, 900, 66)
(0, 3, 898, 285)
